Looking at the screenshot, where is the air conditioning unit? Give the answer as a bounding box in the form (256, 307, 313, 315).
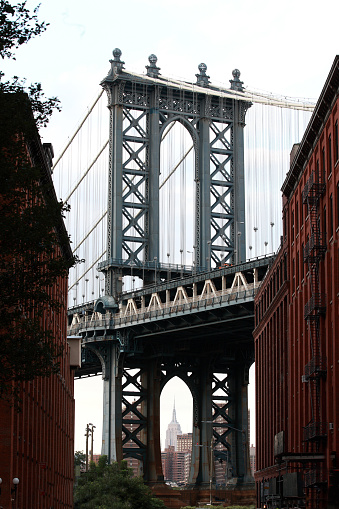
(301, 375, 308, 383)
(329, 423, 334, 430)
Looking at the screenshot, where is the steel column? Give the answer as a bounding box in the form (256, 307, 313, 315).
(106, 85, 124, 296)
(142, 360, 163, 483)
(148, 88, 160, 280)
(197, 100, 211, 269)
(100, 343, 123, 463)
(233, 100, 246, 264)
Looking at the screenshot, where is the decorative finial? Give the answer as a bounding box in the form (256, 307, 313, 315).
(109, 48, 125, 76)
(196, 63, 210, 87)
(230, 69, 244, 92)
(146, 54, 160, 78)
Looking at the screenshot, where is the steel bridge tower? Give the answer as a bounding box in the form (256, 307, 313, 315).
(99, 49, 251, 297)
(77, 49, 255, 496)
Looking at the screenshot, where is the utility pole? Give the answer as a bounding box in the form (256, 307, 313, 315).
(90, 424, 96, 463)
(85, 423, 93, 472)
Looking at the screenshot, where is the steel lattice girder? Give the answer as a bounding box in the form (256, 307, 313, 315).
(101, 73, 251, 292)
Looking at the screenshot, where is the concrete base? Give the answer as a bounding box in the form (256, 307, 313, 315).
(151, 484, 256, 509)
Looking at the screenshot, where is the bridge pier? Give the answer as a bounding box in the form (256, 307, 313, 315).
(100, 343, 123, 463)
(228, 363, 253, 485)
(142, 360, 163, 483)
(74, 260, 272, 494)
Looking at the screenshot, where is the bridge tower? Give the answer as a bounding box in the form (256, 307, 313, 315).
(77, 50, 255, 496)
(99, 49, 251, 298)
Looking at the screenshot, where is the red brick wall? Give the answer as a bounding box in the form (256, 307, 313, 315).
(0, 269, 75, 508)
(253, 67, 339, 507)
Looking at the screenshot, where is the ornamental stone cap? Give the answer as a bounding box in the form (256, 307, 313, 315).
(109, 48, 125, 76)
(230, 69, 244, 92)
(146, 54, 161, 78)
(196, 62, 210, 87)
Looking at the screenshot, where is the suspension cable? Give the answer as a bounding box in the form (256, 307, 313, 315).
(68, 251, 107, 292)
(51, 90, 104, 173)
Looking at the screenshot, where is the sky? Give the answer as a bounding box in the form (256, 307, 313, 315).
(3, 0, 338, 455)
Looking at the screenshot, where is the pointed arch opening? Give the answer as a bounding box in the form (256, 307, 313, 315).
(160, 376, 193, 486)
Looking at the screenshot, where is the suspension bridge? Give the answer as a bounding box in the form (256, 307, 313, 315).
(54, 49, 314, 505)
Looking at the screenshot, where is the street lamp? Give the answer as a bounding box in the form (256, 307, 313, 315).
(153, 256, 157, 283)
(235, 221, 244, 265)
(270, 221, 275, 252)
(194, 439, 214, 505)
(207, 241, 211, 270)
(11, 477, 19, 502)
(167, 253, 170, 280)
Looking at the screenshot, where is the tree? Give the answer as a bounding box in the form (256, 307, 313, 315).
(0, 2, 74, 399)
(74, 457, 165, 509)
(0, 0, 48, 60)
(75, 451, 87, 469)
(0, 92, 75, 399)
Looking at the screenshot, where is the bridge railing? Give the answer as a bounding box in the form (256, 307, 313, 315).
(68, 282, 258, 334)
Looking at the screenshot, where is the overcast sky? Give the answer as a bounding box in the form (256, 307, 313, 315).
(3, 0, 338, 454)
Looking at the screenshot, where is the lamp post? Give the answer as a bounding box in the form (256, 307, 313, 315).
(187, 250, 193, 268)
(11, 477, 19, 505)
(207, 241, 211, 270)
(153, 256, 157, 284)
(167, 252, 170, 280)
(235, 221, 244, 265)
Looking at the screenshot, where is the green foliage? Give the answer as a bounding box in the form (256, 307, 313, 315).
(0, 0, 48, 59)
(75, 451, 87, 468)
(0, 91, 74, 400)
(180, 506, 255, 509)
(74, 457, 166, 509)
(0, 1, 61, 127)
(0, 2, 72, 400)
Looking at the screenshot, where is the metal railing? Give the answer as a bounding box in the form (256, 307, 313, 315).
(68, 284, 258, 334)
(304, 356, 327, 378)
(303, 421, 327, 442)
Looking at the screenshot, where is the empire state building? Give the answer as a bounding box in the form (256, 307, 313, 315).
(165, 402, 182, 451)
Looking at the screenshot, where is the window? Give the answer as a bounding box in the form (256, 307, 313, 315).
(323, 205, 327, 243)
(322, 147, 325, 180)
(292, 258, 295, 293)
(335, 120, 338, 162)
(301, 242, 304, 280)
(292, 210, 294, 242)
(296, 201, 299, 232)
(329, 194, 333, 238)
(328, 134, 332, 174)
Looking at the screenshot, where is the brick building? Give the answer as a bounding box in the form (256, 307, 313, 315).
(0, 96, 77, 508)
(161, 445, 191, 485)
(254, 56, 339, 508)
(161, 432, 192, 485)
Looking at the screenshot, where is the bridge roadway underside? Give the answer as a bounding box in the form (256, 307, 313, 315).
(72, 259, 273, 495)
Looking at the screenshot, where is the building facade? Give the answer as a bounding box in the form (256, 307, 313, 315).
(254, 56, 339, 508)
(164, 403, 182, 451)
(0, 98, 77, 508)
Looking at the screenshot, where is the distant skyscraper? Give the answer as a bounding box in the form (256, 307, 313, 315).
(165, 401, 182, 451)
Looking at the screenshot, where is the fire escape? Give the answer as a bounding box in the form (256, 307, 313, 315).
(302, 168, 327, 502)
